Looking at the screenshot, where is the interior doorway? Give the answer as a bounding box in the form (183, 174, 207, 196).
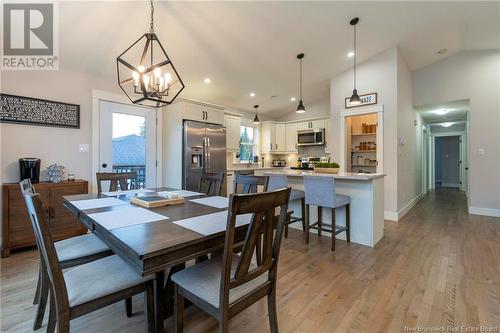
(434, 136, 461, 188)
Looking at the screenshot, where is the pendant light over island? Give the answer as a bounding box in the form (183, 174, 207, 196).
(349, 17, 361, 106)
(296, 53, 306, 113)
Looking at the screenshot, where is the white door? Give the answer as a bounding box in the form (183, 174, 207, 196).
(99, 100, 157, 188)
(275, 124, 286, 151)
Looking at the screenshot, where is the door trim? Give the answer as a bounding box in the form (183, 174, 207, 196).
(430, 131, 465, 191)
(91, 89, 163, 193)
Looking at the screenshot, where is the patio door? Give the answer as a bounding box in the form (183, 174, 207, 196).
(99, 100, 157, 188)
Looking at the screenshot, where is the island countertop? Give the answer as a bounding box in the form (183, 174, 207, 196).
(264, 170, 386, 181)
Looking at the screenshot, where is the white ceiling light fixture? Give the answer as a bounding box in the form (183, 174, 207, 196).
(441, 122, 454, 127)
(347, 51, 355, 58)
(290, 97, 296, 102)
(204, 78, 211, 84)
(250, 92, 256, 97)
(433, 109, 449, 115)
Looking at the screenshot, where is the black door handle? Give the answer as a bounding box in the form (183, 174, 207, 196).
(102, 163, 107, 168)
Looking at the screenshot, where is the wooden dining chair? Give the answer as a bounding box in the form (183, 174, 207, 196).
(23, 192, 156, 333)
(198, 172, 225, 196)
(172, 187, 291, 333)
(19, 179, 114, 330)
(96, 172, 137, 193)
(233, 174, 269, 194)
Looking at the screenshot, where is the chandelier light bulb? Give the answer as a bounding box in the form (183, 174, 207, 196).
(154, 67, 162, 78)
(132, 71, 140, 87)
(138, 65, 145, 73)
(164, 72, 172, 84)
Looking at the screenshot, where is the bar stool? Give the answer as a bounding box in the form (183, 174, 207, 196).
(303, 175, 351, 251)
(267, 173, 306, 237)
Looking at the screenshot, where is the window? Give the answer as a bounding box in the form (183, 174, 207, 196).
(239, 126, 254, 162)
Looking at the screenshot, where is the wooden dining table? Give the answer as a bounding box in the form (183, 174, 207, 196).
(63, 188, 290, 332)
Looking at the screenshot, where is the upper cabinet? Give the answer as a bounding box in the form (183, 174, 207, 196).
(298, 120, 325, 130)
(224, 115, 241, 152)
(182, 102, 224, 125)
(275, 124, 286, 152)
(261, 122, 277, 154)
(324, 118, 333, 154)
(285, 123, 298, 152)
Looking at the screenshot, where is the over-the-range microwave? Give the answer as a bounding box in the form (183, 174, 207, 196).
(297, 128, 325, 146)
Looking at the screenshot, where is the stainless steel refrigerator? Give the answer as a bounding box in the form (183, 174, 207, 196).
(183, 120, 226, 195)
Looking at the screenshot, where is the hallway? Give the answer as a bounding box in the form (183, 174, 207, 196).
(1, 189, 499, 332)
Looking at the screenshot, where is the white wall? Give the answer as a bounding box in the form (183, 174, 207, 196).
(330, 47, 399, 217)
(1, 69, 120, 184)
(413, 50, 500, 216)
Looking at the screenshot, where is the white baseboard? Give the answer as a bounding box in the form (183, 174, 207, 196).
(469, 206, 500, 218)
(442, 182, 460, 188)
(384, 211, 398, 221)
(384, 193, 423, 222)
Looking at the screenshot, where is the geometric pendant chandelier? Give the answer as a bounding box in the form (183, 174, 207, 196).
(117, 0, 185, 108)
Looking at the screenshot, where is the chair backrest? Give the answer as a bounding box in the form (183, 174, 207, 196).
(23, 193, 70, 312)
(303, 175, 337, 208)
(233, 174, 269, 194)
(96, 172, 137, 193)
(20, 178, 35, 195)
(266, 174, 288, 192)
(219, 187, 291, 309)
(198, 172, 225, 196)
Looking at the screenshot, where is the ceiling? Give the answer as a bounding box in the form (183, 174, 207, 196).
(58, 1, 500, 115)
(415, 99, 469, 124)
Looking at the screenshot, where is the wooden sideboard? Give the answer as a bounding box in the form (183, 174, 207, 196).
(2, 180, 89, 257)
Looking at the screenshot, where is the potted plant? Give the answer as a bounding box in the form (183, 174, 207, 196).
(314, 162, 340, 174)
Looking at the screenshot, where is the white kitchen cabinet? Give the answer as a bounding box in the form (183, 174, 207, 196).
(275, 124, 286, 152)
(324, 118, 333, 154)
(224, 115, 241, 152)
(261, 122, 277, 153)
(285, 123, 298, 152)
(297, 119, 326, 130)
(311, 119, 325, 129)
(297, 122, 310, 131)
(182, 103, 224, 124)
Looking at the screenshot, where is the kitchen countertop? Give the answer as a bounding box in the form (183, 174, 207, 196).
(264, 170, 386, 181)
(227, 166, 284, 172)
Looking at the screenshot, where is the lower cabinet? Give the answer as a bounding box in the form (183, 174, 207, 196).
(1, 180, 88, 257)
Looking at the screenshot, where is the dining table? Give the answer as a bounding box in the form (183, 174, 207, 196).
(63, 187, 290, 332)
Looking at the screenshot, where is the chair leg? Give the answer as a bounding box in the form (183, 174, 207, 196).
(145, 282, 155, 333)
(331, 208, 336, 252)
(267, 289, 279, 333)
(57, 312, 70, 333)
(126, 296, 133, 317)
(219, 320, 229, 333)
(47, 290, 56, 333)
(305, 204, 310, 244)
(346, 204, 351, 243)
(33, 266, 48, 330)
(317, 207, 322, 237)
(256, 235, 262, 265)
(301, 198, 306, 232)
(33, 265, 41, 305)
(284, 224, 288, 238)
(174, 284, 184, 333)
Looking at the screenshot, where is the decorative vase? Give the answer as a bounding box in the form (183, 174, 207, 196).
(46, 163, 65, 183)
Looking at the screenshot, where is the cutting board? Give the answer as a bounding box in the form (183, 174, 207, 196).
(130, 195, 185, 208)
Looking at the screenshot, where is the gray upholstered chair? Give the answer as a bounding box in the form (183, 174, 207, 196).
(22, 192, 155, 333)
(171, 187, 291, 333)
(19, 179, 115, 330)
(303, 175, 351, 251)
(267, 173, 306, 237)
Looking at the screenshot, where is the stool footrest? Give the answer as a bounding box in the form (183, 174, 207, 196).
(309, 222, 347, 235)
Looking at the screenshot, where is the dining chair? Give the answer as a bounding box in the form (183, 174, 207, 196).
(303, 175, 351, 251)
(172, 187, 291, 333)
(19, 179, 114, 330)
(198, 172, 225, 196)
(233, 174, 269, 194)
(96, 172, 138, 193)
(23, 192, 156, 333)
(267, 174, 306, 238)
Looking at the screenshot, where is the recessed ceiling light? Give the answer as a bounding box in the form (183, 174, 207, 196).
(204, 78, 211, 84)
(347, 51, 355, 58)
(290, 97, 296, 102)
(441, 122, 453, 128)
(437, 48, 448, 55)
(433, 109, 449, 115)
(250, 92, 256, 97)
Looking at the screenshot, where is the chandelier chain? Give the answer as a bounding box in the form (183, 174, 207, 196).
(150, 0, 155, 33)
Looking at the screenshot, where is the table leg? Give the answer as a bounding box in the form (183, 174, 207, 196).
(154, 263, 187, 332)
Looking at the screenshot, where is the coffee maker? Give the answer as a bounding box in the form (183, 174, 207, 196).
(19, 158, 41, 183)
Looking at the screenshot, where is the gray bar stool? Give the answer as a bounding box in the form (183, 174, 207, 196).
(267, 173, 306, 237)
(303, 175, 351, 251)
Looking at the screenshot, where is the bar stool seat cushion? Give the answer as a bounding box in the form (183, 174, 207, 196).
(290, 189, 305, 201)
(55, 233, 110, 262)
(171, 254, 268, 308)
(334, 194, 351, 208)
(64, 255, 154, 307)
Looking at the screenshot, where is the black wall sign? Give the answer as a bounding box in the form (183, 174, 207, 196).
(0, 94, 80, 128)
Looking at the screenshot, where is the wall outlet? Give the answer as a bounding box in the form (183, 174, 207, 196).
(477, 148, 485, 156)
(78, 144, 89, 153)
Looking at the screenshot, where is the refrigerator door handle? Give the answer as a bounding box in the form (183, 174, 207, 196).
(206, 137, 211, 172)
(202, 136, 207, 172)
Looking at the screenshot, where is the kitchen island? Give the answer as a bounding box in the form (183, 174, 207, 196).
(265, 170, 385, 247)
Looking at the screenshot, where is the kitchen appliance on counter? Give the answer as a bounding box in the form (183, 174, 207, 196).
(183, 120, 226, 195)
(272, 159, 286, 167)
(297, 128, 325, 146)
(19, 158, 41, 183)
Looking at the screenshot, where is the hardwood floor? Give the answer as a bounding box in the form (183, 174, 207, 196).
(1, 189, 499, 332)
